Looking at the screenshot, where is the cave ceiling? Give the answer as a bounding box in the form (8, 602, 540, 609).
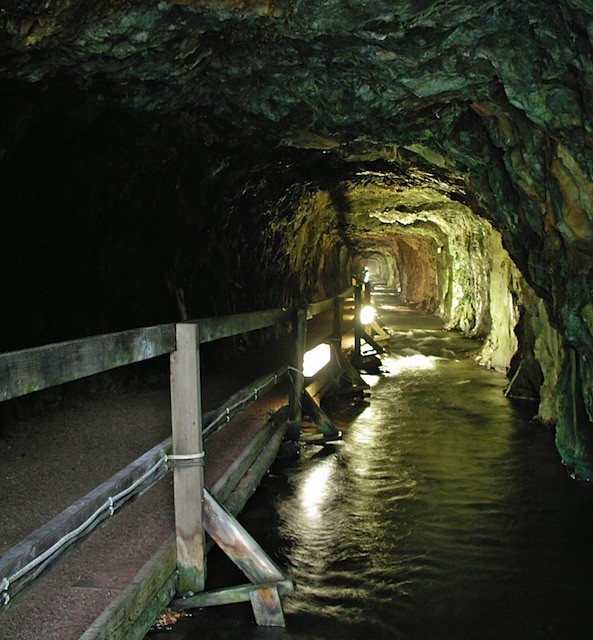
(2, 1, 590, 169)
(1, 0, 593, 332)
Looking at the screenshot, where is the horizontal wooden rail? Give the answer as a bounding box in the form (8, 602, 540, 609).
(202, 366, 287, 439)
(0, 286, 357, 624)
(0, 438, 172, 605)
(0, 325, 176, 402)
(307, 286, 354, 318)
(196, 309, 292, 344)
(0, 292, 351, 404)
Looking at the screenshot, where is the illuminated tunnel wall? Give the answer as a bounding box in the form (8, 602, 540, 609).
(2, 1, 593, 477)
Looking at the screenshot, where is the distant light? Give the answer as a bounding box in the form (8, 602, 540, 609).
(363, 268, 370, 283)
(303, 343, 331, 377)
(360, 305, 375, 325)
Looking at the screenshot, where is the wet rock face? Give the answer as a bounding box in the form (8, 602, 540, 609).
(2, 1, 593, 475)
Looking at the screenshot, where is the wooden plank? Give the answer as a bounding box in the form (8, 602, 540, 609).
(333, 296, 344, 341)
(172, 579, 294, 610)
(203, 490, 285, 584)
(202, 367, 286, 439)
(337, 285, 355, 300)
(210, 419, 278, 504)
(196, 309, 291, 344)
(301, 390, 340, 438)
(0, 439, 171, 604)
(307, 297, 335, 317)
(80, 535, 177, 640)
(361, 330, 386, 355)
(222, 423, 288, 518)
(0, 324, 176, 402)
(170, 323, 206, 595)
(305, 361, 335, 401)
(288, 307, 307, 425)
(249, 584, 286, 627)
(124, 572, 178, 640)
(354, 285, 363, 358)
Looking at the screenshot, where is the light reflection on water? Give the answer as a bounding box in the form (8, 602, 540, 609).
(152, 294, 593, 640)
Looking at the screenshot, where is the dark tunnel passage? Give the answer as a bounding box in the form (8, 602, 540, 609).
(2, 0, 593, 481)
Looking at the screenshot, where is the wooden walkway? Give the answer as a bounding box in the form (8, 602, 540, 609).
(0, 373, 289, 639)
(0, 286, 375, 639)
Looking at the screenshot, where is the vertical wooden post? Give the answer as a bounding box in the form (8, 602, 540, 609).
(288, 307, 307, 425)
(365, 279, 373, 306)
(331, 296, 344, 368)
(354, 284, 363, 359)
(333, 296, 344, 342)
(170, 322, 206, 595)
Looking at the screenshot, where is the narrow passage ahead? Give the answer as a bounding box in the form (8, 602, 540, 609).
(154, 288, 593, 640)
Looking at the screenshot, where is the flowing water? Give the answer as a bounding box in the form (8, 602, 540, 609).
(153, 289, 593, 640)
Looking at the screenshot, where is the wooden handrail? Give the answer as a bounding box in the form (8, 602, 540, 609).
(0, 286, 357, 614)
(0, 324, 176, 403)
(196, 308, 292, 344)
(0, 438, 172, 604)
(0, 291, 352, 404)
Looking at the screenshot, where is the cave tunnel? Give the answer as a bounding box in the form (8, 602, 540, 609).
(2, 0, 593, 479)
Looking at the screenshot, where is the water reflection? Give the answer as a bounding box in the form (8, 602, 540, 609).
(152, 294, 593, 640)
(299, 458, 335, 520)
(381, 353, 439, 375)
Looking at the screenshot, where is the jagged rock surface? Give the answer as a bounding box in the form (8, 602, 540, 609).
(2, 0, 593, 476)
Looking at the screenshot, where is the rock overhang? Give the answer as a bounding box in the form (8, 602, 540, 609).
(4, 0, 593, 475)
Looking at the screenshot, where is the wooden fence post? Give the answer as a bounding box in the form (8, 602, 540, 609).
(288, 307, 307, 426)
(331, 296, 343, 368)
(354, 284, 363, 359)
(170, 323, 206, 595)
(364, 279, 373, 306)
(333, 296, 343, 343)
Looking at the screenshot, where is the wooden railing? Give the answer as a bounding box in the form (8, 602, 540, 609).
(0, 285, 363, 635)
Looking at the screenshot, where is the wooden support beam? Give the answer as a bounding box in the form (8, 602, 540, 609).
(172, 579, 294, 610)
(249, 584, 286, 627)
(301, 389, 340, 439)
(202, 490, 290, 627)
(80, 536, 177, 640)
(0, 324, 175, 402)
(197, 309, 291, 344)
(361, 330, 386, 355)
(203, 490, 284, 584)
(336, 350, 370, 390)
(364, 280, 372, 306)
(288, 307, 307, 425)
(354, 285, 363, 358)
(170, 323, 206, 595)
(333, 296, 344, 342)
(371, 319, 390, 342)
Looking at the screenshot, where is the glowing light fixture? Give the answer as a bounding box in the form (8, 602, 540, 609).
(303, 342, 331, 377)
(360, 305, 375, 325)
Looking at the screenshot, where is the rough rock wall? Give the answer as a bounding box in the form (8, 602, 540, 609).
(2, 0, 593, 475)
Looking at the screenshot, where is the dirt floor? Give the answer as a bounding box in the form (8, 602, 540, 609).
(0, 310, 341, 638)
(0, 337, 292, 639)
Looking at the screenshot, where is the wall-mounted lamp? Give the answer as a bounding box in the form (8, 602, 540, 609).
(303, 342, 331, 377)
